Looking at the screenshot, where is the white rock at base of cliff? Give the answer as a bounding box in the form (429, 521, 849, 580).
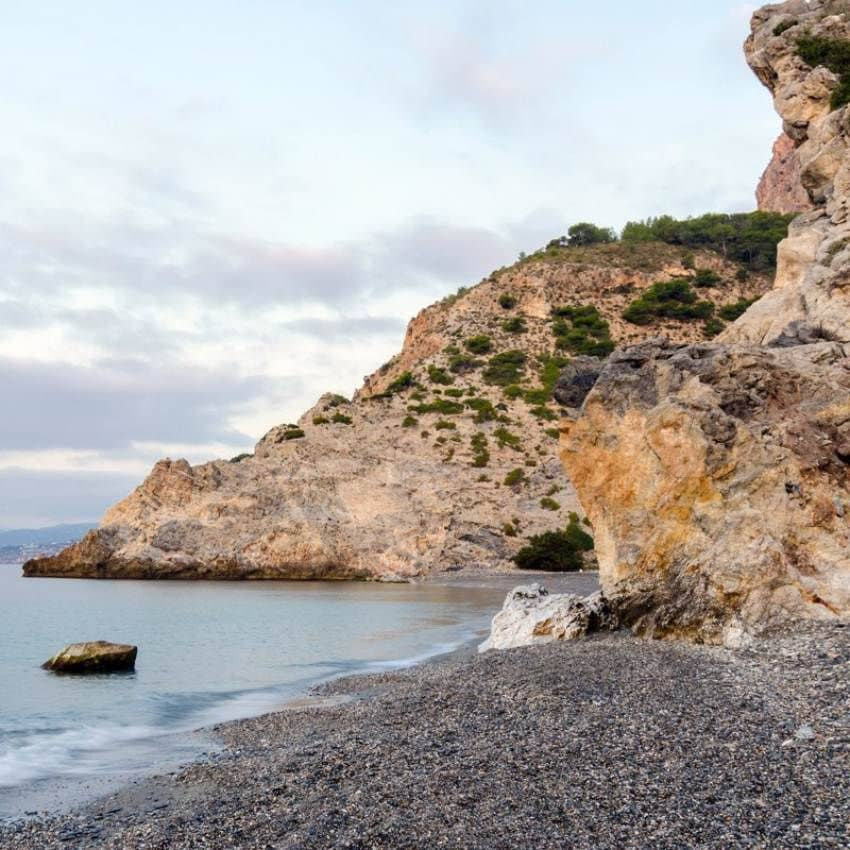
(479, 584, 612, 652)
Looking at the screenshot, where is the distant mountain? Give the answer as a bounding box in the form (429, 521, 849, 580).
(0, 523, 94, 564)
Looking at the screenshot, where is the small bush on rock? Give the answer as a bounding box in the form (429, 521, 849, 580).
(623, 279, 714, 325)
(483, 350, 527, 386)
(502, 317, 527, 334)
(465, 335, 492, 354)
(428, 365, 454, 385)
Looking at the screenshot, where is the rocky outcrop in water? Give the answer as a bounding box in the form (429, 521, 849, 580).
(560, 0, 850, 643)
(757, 132, 813, 214)
(42, 641, 137, 674)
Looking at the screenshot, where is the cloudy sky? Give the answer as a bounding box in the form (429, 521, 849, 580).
(1, 1, 776, 528)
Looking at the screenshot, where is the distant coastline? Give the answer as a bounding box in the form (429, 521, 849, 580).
(0, 524, 92, 565)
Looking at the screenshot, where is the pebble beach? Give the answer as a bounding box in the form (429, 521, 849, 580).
(2, 620, 848, 850)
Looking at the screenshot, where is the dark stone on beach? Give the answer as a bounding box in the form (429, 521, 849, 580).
(41, 641, 137, 674)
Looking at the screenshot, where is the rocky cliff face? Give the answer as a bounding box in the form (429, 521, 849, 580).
(25, 245, 769, 580)
(561, 0, 850, 643)
(757, 132, 813, 213)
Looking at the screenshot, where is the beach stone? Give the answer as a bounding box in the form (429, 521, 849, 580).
(479, 584, 613, 652)
(42, 641, 137, 673)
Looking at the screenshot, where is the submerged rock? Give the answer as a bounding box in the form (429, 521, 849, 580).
(479, 584, 613, 652)
(42, 641, 138, 674)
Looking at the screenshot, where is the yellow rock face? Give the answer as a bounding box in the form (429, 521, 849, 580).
(561, 340, 850, 644)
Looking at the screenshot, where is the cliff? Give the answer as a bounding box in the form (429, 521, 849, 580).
(561, 0, 850, 643)
(25, 244, 771, 580)
(756, 132, 813, 213)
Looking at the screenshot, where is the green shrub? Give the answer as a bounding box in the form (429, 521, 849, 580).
(621, 211, 792, 271)
(229, 453, 253, 463)
(503, 384, 524, 399)
(797, 36, 850, 109)
(545, 428, 560, 440)
(402, 415, 418, 428)
(682, 252, 695, 270)
(513, 531, 583, 572)
(693, 268, 721, 288)
(465, 335, 492, 354)
(331, 413, 352, 425)
(551, 304, 615, 356)
(523, 388, 549, 405)
(410, 399, 465, 416)
(623, 279, 714, 325)
(502, 317, 527, 334)
(703, 318, 725, 338)
(719, 298, 758, 321)
(443, 344, 461, 356)
(504, 468, 525, 486)
(448, 354, 482, 374)
(466, 397, 497, 423)
(502, 522, 518, 538)
(565, 512, 595, 552)
(531, 405, 558, 421)
(410, 390, 426, 401)
(540, 497, 560, 511)
(326, 394, 348, 408)
(735, 267, 749, 282)
(566, 222, 617, 246)
(312, 416, 329, 425)
(773, 18, 797, 36)
(386, 371, 414, 394)
(427, 364, 454, 385)
(283, 428, 306, 440)
(483, 350, 527, 386)
(444, 388, 464, 398)
(494, 427, 522, 450)
(435, 420, 456, 430)
(471, 432, 490, 467)
(499, 293, 518, 309)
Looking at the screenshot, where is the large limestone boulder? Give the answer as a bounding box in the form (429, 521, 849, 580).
(42, 641, 138, 674)
(561, 339, 850, 644)
(479, 584, 612, 652)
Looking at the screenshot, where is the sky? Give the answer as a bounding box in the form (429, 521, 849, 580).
(0, 1, 777, 528)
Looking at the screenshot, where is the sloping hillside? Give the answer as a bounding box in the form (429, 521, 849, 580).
(24, 235, 779, 580)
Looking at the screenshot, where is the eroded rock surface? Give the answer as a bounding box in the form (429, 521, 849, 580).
(757, 132, 813, 214)
(479, 584, 613, 652)
(561, 340, 850, 644)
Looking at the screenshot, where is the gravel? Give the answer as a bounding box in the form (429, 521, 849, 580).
(2, 622, 848, 849)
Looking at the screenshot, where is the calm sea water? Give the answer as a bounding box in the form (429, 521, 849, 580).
(0, 567, 597, 818)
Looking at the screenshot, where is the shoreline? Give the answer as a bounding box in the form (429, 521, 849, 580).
(2, 573, 601, 824)
(2, 621, 848, 849)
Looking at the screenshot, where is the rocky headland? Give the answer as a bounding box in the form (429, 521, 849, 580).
(24, 244, 773, 581)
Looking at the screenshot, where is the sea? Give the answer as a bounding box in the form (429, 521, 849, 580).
(0, 566, 598, 819)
